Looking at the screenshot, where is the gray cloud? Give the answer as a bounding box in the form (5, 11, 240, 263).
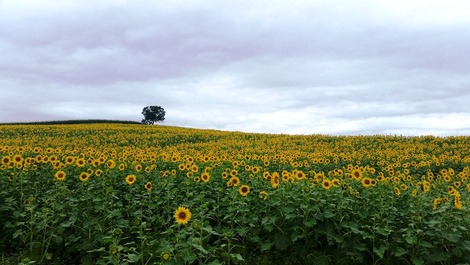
(1, 0, 470, 135)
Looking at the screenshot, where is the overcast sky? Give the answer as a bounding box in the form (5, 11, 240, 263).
(1, 0, 470, 135)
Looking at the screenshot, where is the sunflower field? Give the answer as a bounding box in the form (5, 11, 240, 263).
(1, 124, 469, 265)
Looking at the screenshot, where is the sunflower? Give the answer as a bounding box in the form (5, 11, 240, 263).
(448, 186, 457, 196)
(370, 179, 377, 187)
(221, 172, 229, 179)
(229, 176, 240, 186)
(13, 154, 23, 164)
(118, 164, 126, 171)
(95, 169, 103, 177)
(443, 174, 451, 182)
(361, 177, 372, 188)
(422, 180, 431, 192)
(144, 181, 152, 191)
(161, 252, 171, 261)
(135, 164, 142, 172)
(125, 174, 136, 185)
(54, 171, 66, 181)
(295, 170, 306, 180)
(394, 186, 401, 196)
(351, 169, 362, 180)
(79, 172, 90, 182)
(282, 172, 291, 182)
(239, 185, 250, 196)
(174, 206, 191, 225)
(75, 158, 86, 167)
(201, 172, 211, 183)
(106, 159, 116, 168)
(271, 173, 280, 188)
(1, 156, 11, 165)
(263, 171, 271, 180)
(453, 194, 463, 209)
(259, 191, 268, 200)
(322, 179, 332, 190)
(230, 169, 238, 177)
(332, 178, 340, 187)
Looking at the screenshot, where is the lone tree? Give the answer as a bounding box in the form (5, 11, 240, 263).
(141, 106, 165, 125)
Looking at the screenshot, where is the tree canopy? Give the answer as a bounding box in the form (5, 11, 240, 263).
(141, 106, 165, 125)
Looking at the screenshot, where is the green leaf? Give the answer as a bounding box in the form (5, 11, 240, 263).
(13, 229, 23, 239)
(462, 240, 470, 251)
(208, 259, 223, 265)
(282, 206, 296, 213)
(261, 216, 275, 225)
(284, 212, 297, 220)
(274, 233, 291, 250)
(323, 210, 335, 219)
(231, 253, 244, 261)
(303, 218, 317, 228)
(260, 241, 272, 252)
(442, 230, 461, 243)
(179, 249, 197, 263)
(87, 247, 106, 253)
(291, 230, 301, 242)
(419, 240, 433, 248)
(201, 226, 221, 236)
(191, 243, 209, 255)
(394, 247, 407, 257)
(126, 253, 141, 263)
(411, 256, 425, 265)
(373, 245, 387, 259)
(405, 235, 417, 244)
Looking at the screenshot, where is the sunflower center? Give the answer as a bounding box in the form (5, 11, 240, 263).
(178, 212, 186, 219)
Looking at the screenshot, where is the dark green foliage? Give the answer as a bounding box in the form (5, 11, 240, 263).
(141, 106, 165, 125)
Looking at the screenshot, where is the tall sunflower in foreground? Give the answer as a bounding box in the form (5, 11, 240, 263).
(174, 206, 192, 225)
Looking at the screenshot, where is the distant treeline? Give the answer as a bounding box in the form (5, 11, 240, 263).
(0, 119, 143, 125)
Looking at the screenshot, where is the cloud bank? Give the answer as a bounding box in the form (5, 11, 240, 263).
(1, 0, 470, 135)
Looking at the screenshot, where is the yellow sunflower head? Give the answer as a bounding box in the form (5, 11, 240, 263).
(79, 172, 90, 182)
(239, 185, 250, 196)
(54, 171, 66, 181)
(174, 206, 191, 225)
(144, 181, 152, 191)
(322, 179, 332, 190)
(125, 174, 137, 185)
(201, 172, 211, 183)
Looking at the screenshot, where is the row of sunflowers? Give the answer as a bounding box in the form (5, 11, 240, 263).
(1, 123, 469, 264)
